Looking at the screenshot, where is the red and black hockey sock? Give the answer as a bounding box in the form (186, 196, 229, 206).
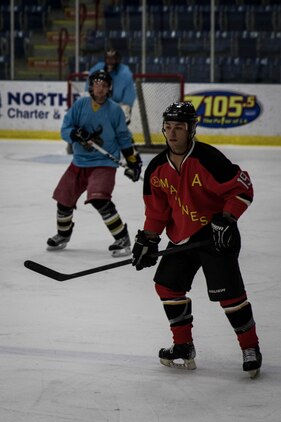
(220, 293, 259, 349)
(155, 283, 193, 344)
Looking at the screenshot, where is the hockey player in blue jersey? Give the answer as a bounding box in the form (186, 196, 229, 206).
(86, 49, 136, 125)
(47, 70, 142, 257)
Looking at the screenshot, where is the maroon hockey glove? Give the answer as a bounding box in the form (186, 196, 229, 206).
(132, 230, 161, 271)
(211, 214, 239, 252)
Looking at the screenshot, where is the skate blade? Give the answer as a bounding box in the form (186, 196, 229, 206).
(111, 247, 131, 258)
(46, 243, 68, 251)
(160, 358, 197, 370)
(248, 368, 260, 379)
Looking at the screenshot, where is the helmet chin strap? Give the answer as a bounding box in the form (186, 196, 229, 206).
(162, 128, 192, 156)
(166, 142, 192, 156)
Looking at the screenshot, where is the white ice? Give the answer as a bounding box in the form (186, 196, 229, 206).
(0, 140, 280, 422)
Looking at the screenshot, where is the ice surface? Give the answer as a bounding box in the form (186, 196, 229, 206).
(0, 140, 280, 422)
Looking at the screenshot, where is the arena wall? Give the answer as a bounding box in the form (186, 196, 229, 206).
(0, 81, 280, 146)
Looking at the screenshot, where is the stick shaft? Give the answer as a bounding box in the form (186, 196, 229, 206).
(91, 142, 144, 181)
(24, 240, 210, 282)
(91, 141, 127, 169)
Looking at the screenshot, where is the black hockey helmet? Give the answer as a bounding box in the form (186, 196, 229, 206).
(163, 101, 197, 123)
(88, 69, 113, 96)
(163, 102, 198, 142)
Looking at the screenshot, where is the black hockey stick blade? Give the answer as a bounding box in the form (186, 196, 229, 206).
(24, 258, 133, 282)
(24, 240, 210, 282)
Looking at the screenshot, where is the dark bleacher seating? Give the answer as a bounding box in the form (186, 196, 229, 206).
(0, 54, 9, 79)
(174, 5, 198, 31)
(1, 1, 279, 83)
(122, 55, 140, 74)
(24, 5, 49, 31)
(103, 6, 124, 32)
(219, 57, 243, 83)
(240, 57, 260, 82)
(217, 56, 281, 83)
(161, 55, 215, 82)
(221, 5, 249, 31)
(148, 5, 173, 31)
(236, 31, 258, 58)
(240, 0, 263, 4)
(257, 57, 281, 83)
(130, 31, 159, 57)
(125, 6, 144, 31)
(0, 5, 23, 31)
(145, 56, 164, 73)
(122, 0, 141, 6)
(259, 31, 281, 57)
(197, 5, 222, 31)
(82, 30, 106, 54)
(158, 31, 180, 57)
(107, 31, 130, 57)
(217, 0, 241, 4)
(158, 56, 201, 81)
(232, 57, 281, 83)
(186, 56, 213, 82)
(45, 0, 63, 9)
(195, 0, 214, 5)
(214, 31, 236, 57)
(0, 30, 30, 59)
(248, 5, 279, 31)
(69, 55, 102, 74)
(14, 30, 31, 58)
(170, 0, 189, 5)
(179, 30, 210, 56)
(21, 0, 40, 6)
(0, 33, 8, 55)
(129, 31, 143, 56)
(171, 57, 189, 80)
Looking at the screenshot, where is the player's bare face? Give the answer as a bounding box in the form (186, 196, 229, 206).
(163, 121, 190, 154)
(92, 80, 110, 104)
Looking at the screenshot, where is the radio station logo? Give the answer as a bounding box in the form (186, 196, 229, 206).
(184, 90, 261, 128)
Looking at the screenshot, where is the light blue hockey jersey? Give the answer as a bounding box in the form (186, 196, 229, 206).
(61, 96, 133, 168)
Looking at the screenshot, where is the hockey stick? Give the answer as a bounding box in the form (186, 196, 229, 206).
(24, 240, 210, 282)
(91, 141, 144, 181)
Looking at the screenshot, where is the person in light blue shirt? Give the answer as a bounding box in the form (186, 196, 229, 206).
(47, 70, 142, 257)
(86, 49, 136, 125)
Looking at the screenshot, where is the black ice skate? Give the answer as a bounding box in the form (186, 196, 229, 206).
(46, 233, 71, 251)
(159, 343, 196, 370)
(242, 346, 262, 379)
(108, 225, 131, 257)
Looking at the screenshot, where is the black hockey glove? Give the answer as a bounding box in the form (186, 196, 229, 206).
(123, 151, 142, 182)
(70, 127, 94, 152)
(132, 230, 161, 271)
(211, 213, 239, 252)
(90, 126, 104, 147)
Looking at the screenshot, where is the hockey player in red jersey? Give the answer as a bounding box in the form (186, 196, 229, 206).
(132, 101, 262, 378)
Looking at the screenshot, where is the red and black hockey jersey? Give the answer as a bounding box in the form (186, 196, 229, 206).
(143, 140, 253, 244)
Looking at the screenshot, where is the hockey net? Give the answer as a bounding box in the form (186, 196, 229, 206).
(67, 72, 185, 148)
